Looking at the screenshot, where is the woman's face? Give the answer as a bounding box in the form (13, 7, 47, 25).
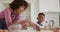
(17, 5, 25, 14)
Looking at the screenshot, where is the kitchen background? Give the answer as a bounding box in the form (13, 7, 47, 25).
(0, 0, 60, 28)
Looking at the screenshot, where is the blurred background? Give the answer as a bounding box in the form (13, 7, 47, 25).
(0, 0, 60, 28)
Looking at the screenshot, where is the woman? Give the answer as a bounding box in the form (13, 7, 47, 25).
(0, 0, 28, 31)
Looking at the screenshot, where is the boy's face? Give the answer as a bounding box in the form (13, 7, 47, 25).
(37, 15, 45, 23)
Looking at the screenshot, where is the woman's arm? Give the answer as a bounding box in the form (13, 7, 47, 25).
(16, 20, 40, 31)
(4, 8, 12, 27)
(12, 14, 20, 24)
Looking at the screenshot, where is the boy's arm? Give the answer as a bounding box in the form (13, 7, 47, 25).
(28, 21, 40, 31)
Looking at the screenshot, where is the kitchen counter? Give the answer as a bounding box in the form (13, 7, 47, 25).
(9, 30, 55, 32)
(8, 27, 60, 32)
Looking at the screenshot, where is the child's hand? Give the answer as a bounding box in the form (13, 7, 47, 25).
(53, 27, 59, 32)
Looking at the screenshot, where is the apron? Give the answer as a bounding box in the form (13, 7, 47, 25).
(0, 18, 8, 30)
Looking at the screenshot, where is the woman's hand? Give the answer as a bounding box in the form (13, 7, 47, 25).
(18, 20, 28, 26)
(17, 20, 28, 30)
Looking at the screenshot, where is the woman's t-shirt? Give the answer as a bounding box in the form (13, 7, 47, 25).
(0, 7, 20, 27)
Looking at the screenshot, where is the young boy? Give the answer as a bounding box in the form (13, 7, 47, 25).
(36, 13, 59, 32)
